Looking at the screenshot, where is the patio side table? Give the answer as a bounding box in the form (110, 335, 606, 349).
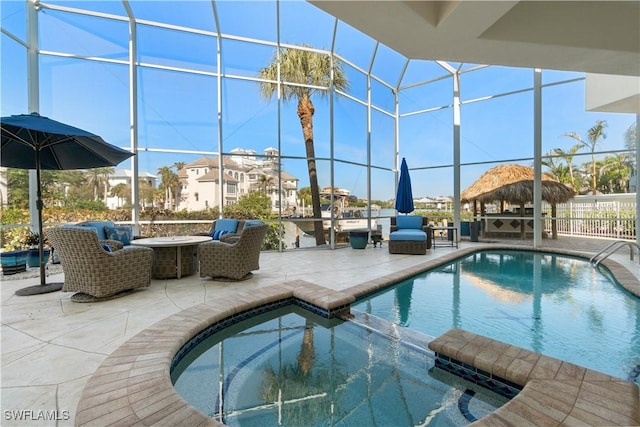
(430, 226, 458, 248)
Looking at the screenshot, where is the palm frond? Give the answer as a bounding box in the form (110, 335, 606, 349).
(257, 45, 349, 103)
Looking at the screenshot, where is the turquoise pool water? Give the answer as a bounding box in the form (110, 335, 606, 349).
(172, 306, 509, 426)
(353, 249, 640, 384)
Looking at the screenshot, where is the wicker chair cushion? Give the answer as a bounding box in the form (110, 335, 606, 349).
(76, 220, 116, 240)
(389, 229, 426, 241)
(104, 225, 132, 245)
(396, 215, 423, 229)
(210, 219, 239, 239)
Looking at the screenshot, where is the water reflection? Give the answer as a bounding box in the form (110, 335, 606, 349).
(394, 282, 414, 326)
(352, 249, 640, 384)
(173, 307, 507, 426)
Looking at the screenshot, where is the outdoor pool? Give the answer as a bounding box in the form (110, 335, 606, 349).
(353, 249, 640, 384)
(170, 248, 640, 426)
(171, 306, 510, 426)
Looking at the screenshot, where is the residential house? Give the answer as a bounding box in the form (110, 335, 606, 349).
(178, 148, 299, 212)
(106, 169, 157, 209)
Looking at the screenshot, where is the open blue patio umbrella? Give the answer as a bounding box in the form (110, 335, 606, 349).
(395, 157, 414, 214)
(1, 112, 134, 295)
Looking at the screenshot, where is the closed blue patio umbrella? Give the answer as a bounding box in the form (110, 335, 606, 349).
(1, 112, 134, 295)
(395, 157, 414, 214)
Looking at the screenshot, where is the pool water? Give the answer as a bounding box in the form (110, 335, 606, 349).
(352, 250, 640, 384)
(172, 307, 510, 426)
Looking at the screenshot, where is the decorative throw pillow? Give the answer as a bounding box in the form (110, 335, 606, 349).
(101, 244, 113, 253)
(214, 219, 239, 233)
(104, 226, 132, 246)
(210, 219, 239, 239)
(212, 229, 229, 240)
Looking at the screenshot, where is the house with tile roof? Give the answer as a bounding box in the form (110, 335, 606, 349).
(177, 148, 299, 212)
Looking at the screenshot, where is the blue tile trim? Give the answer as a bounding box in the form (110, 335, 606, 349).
(458, 389, 477, 422)
(171, 297, 347, 372)
(294, 298, 350, 318)
(434, 353, 522, 400)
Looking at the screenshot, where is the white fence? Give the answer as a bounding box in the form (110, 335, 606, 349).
(544, 199, 636, 240)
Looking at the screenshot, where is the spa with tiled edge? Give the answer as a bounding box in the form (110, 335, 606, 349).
(75, 246, 640, 426)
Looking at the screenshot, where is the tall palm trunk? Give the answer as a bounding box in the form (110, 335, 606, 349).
(297, 322, 315, 375)
(298, 94, 325, 245)
(103, 180, 109, 205)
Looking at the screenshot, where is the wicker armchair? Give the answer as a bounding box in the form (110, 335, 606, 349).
(46, 227, 154, 302)
(388, 215, 432, 255)
(198, 224, 268, 281)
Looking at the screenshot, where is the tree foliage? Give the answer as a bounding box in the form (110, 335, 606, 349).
(259, 45, 349, 246)
(544, 120, 637, 195)
(223, 192, 282, 250)
(563, 120, 607, 194)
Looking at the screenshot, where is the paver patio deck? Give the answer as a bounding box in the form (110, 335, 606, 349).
(2, 236, 639, 426)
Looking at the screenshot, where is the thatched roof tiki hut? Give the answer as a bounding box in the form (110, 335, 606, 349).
(461, 164, 575, 239)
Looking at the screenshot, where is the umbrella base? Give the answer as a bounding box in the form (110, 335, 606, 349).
(70, 290, 135, 303)
(208, 272, 253, 282)
(15, 282, 64, 296)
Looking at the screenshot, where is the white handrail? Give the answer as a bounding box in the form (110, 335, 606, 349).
(589, 240, 640, 268)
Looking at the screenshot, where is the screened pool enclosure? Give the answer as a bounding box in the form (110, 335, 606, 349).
(2, 0, 638, 249)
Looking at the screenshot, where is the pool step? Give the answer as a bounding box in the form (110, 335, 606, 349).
(342, 309, 434, 354)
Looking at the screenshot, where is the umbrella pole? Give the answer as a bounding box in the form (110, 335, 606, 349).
(15, 149, 64, 296)
(36, 155, 45, 287)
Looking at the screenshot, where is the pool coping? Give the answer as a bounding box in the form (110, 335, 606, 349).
(430, 328, 640, 426)
(75, 245, 640, 426)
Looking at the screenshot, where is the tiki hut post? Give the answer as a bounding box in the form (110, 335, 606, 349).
(519, 202, 526, 239)
(551, 203, 558, 239)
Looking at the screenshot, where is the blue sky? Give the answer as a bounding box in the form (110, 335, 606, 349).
(1, 0, 636, 201)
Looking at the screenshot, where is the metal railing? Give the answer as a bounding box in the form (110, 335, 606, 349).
(589, 240, 640, 268)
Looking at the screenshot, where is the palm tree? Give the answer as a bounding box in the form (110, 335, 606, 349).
(258, 45, 349, 245)
(624, 121, 638, 179)
(541, 152, 570, 183)
(110, 183, 130, 208)
(138, 179, 156, 208)
(100, 167, 114, 205)
(172, 162, 186, 205)
(258, 174, 274, 195)
(598, 154, 631, 193)
(157, 165, 178, 210)
(552, 144, 582, 189)
(85, 167, 114, 202)
(564, 120, 607, 194)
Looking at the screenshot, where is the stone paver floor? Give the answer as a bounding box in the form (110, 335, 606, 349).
(2, 235, 639, 426)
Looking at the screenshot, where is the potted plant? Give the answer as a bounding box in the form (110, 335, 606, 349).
(0, 249, 29, 275)
(23, 232, 51, 268)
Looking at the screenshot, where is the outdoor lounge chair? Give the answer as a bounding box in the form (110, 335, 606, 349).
(73, 220, 135, 247)
(388, 215, 432, 255)
(46, 227, 154, 302)
(194, 218, 245, 241)
(198, 223, 268, 281)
